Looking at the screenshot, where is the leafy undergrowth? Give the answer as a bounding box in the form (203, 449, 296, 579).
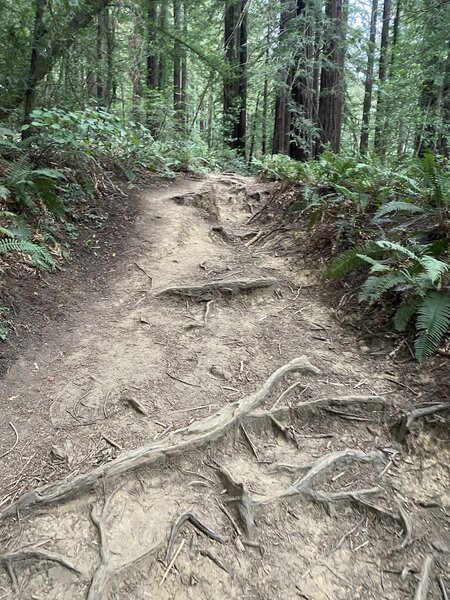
(0, 107, 242, 339)
(253, 151, 450, 361)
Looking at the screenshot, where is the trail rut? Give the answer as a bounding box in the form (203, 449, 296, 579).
(0, 173, 449, 599)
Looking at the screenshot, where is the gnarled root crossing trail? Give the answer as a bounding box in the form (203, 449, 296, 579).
(0, 174, 449, 599)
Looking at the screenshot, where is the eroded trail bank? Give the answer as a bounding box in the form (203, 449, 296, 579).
(0, 174, 449, 599)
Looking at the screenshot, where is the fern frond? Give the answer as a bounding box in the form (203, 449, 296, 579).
(356, 255, 390, 273)
(394, 300, 420, 331)
(359, 272, 410, 304)
(326, 241, 383, 279)
(415, 291, 450, 361)
(374, 201, 425, 219)
(374, 240, 419, 259)
(0, 239, 54, 269)
(418, 256, 450, 284)
(0, 226, 14, 237)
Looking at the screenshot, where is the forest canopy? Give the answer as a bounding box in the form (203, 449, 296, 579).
(0, 0, 448, 160)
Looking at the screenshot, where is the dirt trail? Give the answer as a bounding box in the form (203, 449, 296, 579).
(0, 173, 449, 599)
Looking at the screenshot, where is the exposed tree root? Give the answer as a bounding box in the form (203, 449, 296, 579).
(199, 548, 232, 577)
(254, 449, 383, 504)
(250, 395, 387, 425)
(395, 404, 449, 443)
(2, 547, 82, 591)
(87, 490, 164, 600)
(166, 511, 227, 563)
(0, 356, 320, 519)
(155, 278, 277, 299)
(212, 462, 255, 540)
(414, 554, 434, 600)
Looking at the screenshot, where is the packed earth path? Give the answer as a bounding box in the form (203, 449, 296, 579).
(0, 173, 449, 599)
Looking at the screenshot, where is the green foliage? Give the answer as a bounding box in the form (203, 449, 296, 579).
(27, 108, 171, 172)
(0, 238, 54, 269)
(415, 292, 450, 361)
(329, 238, 450, 360)
(374, 201, 426, 219)
(326, 241, 384, 278)
(1, 156, 65, 215)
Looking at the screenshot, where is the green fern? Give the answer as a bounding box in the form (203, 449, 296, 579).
(359, 272, 410, 304)
(394, 299, 421, 332)
(374, 200, 425, 219)
(415, 291, 450, 361)
(326, 241, 383, 278)
(418, 256, 450, 283)
(0, 239, 54, 269)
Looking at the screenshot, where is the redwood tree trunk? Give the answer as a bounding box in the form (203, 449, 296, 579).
(22, 0, 46, 139)
(272, 0, 293, 155)
(147, 0, 159, 89)
(289, 0, 315, 161)
(224, 0, 247, 152)
(374, 0, 391, 155)
(317, 0, 348, 154)
(359, 0, 378, 154)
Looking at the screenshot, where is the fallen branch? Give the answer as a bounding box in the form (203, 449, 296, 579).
(414, 554, 434, 600)
(156, 278, 277, 299)
(160, 539, 185, 587)
(0, 356, 320, 520)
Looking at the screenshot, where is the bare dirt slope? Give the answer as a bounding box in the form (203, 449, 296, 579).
(0, 173, 449, 599)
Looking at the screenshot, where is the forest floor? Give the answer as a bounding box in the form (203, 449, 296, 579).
(0, 173, 449, 599)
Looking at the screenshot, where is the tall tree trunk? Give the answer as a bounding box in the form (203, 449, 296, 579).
(158, 3, 169, 90)
(317, 0, 348, 154)
(438, 40, 450, 158)
(359, 0, 378, 155)
(22, 0, 46, 139)
(261, 21, 270, 155)
(374, 0, 391, 155)
(224, 0, 247, 153)
(131, 6, 143, 118)
(173, 0, 187, 130)
(290, 0, 315, 161)
(105, 9, 114, 107)
(272, 0, 293, 155)
(147, 0, 159, 89)
(173, 0, 183, 123)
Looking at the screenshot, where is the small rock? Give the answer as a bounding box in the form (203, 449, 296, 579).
(210, 365, 232, 381)
(51, 445, 68, 462)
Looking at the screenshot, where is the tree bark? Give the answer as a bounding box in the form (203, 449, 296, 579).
(272, 0, 294, 155)
(22, 0, 46, 139)
(224, 0, 248, 153)
(147, 0, 159, 89)
(289, 0, 315, 161)
(438, 40, 450, 157)
(317, 0, 348, 154)
(374, 0, 391, 155)
(158, 3, 169, 90)
(359, 0, 378, 155)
